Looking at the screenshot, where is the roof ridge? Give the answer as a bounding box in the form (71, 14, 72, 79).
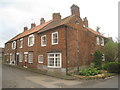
(8, 20, 53, 42)
(38, 15, 75, 33)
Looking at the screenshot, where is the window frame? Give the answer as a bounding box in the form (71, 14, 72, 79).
(96, 36, 100, 45)
(38, 55, 43, 63)
(28, 34, 34, 47)
(102, 54, 105, 61)
(12, 41, 16, 49)
(101, 38, 104, 46)
(52, 32, 58, 45)
(48, 53, 62, 68)
(20, 38, 23, 48)
(41, 35, 46, 46)
(28, 52, 33, 64)
(19, 52, 23, 62)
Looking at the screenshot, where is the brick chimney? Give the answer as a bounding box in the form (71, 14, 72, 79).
(52, 13, 61, 21)
(83, 17, 88, 27)
(40, 18, 45, 24)
(31, 23, 36, 29)
(24, 26, 28, 32)
(71, 4, 80, 17)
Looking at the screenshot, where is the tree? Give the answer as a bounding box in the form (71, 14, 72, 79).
(93, 50, 103, 68)
(104, 40, 118, 62)
(96, 26, 105, 35)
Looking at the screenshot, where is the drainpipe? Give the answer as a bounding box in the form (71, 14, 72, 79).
(65, 26, 68, 75)
(75, 21, 80, 74)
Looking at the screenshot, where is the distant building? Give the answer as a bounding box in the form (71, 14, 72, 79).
(0, 48, 4, 61)
(4, 4, 107, 74)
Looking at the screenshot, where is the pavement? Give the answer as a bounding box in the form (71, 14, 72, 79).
(2, 64, 119, 88)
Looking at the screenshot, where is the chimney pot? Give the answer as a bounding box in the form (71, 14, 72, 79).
(71, 4, 80, 17)
(83, 17, 88, 27)
(52, 13, 61, 21)
(24, 26, 28, 32)
(31, 23, 36, 29)
(40, 18, 45, 24)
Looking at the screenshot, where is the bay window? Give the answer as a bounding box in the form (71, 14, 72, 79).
(48, 53, 61, 68)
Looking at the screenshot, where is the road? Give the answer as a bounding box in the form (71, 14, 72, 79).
(0, 61, 2, 89)
(2, 64, 119, 88)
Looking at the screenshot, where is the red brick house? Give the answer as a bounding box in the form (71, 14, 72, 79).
(4, 4, 107, 74)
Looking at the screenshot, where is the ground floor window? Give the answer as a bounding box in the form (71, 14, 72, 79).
(48, 53, 61, 68)
(102, 54, 105, 61)
(10, 53, 15, 64)
(28, 52, 33, 63)
(38, 55, 43, 63)
(19, 52, 23, 62)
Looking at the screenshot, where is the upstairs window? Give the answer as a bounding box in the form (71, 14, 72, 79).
(101, 38, 104, 46)
(12, 41, 16, 49)
(96, 36, 100, 45)
(20, 38, 23, 48)
(28, 52, 33, 63)
(28, 34, 34, 46)
(41, 35, 46, 46)
(52, 32, 58, 45)
(38, 55, 43, 63)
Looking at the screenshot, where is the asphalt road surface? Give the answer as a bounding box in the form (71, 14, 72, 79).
(2, 64, 119, 88)
(0, 61, 2, 89)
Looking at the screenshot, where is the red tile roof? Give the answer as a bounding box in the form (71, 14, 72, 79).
(8, 20, 53, 42)
(7, 15, 106, 43)
(86, 27, 106, 38)
(38, 15, 75, 33)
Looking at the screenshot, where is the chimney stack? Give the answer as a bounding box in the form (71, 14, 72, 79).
(40, 18, 45, 24)
(24, 26, 28, 32)
(52, 13, 61, 21)
(71, 4, 80, 17)
(31, 23, 36, 29)
(83, 17, 88, 27)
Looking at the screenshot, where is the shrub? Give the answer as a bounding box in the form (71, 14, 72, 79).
(93, 50, 103, 68)
(79, 68, 102, 76)
(102, 61, 120, 74)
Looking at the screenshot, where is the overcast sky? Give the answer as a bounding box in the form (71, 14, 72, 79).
(0, 0, 119, 47)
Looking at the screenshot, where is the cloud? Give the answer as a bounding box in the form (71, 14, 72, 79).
(0, 0, 119, 47)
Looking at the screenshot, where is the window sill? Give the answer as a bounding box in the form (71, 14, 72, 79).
(48, 66, 61, 68)
(28, 44, 34, 47)
(41, 45, 46, 47)
(38, 62, 43, 64)
(52, 43, 58, 45)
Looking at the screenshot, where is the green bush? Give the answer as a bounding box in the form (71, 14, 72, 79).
(93, 50, 103, 68)
(102, 62, 120, 74)
(79, 68, 102, 76)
